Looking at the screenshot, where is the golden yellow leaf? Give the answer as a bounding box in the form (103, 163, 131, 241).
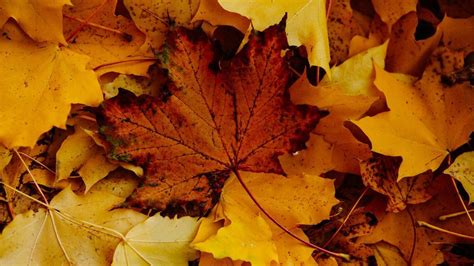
(282, 43, 386, 175)
(353, 50, 474, 179)
(124, 0, 200, 51)
(444, 152, 474, 204)
(0, 179, 146, 265)
(0, 22, 102, 148)
(192, 172, 338, 265)
(218, 0, 331, 75)
(113, 215, 200, 266)
(63, 0, 153, 76)
(193, 195, 278, 266)
(192, 0, 250, 33)
(371, 0, 417, 31)
(0, 0, 70, 43)
(56, 127, 117, 191)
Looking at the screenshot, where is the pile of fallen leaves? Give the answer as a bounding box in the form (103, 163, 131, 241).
(0, 0, 473, 265)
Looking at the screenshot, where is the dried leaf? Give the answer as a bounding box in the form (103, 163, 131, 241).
(124, 0, 200, 51)
(353, 49, 474, 179)
(361, 154, 433, 212)
(98, 24, 320, 213)
(281, 43, 386, 175)
(444, 151, 474, 204)
(0, 179, 146, 265)
(113, 215, 200, 266)
(56, 127, 118, 191)
(192, 172, 338, 265)
(218, 0, 331, 75)
(63, 0, 153, 76)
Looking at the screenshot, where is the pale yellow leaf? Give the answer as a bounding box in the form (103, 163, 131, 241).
(444, 151, 474, 204)
(113, 215, 200, 266)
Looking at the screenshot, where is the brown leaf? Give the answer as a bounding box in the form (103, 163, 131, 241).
(97, 23, 321, 215)
(385, 12, 442, 76)
(360, 154, 434, 212)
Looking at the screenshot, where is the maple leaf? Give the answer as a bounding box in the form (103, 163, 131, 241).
(359, 175, 474, 265)
(0, 0, 69, 44)
(280, 43, 386, 176)
(124, 0, 200, 51)
(113, 215, 200, 266)
(192, 172, 338, 265)
(353, 48, 474, 180)
(444, 151, 474, 204)
(97, 23, 320, 213)
(217, 0, 331, 75)
(0, 22, 103, 148)
(360, 154, 433, 212)
(0, 179, 146, 265)
(63, 0, 153, 76)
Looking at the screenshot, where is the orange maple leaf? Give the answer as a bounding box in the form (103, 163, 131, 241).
(97, 22, 321, 214)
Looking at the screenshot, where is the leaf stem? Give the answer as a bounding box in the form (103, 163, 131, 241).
(233, 168, 350, 260)
(439, 209, 474, 221)
(66, 0, 109, 43)
(323, 187, 369, 247)
(64, 14, 129, 38)
(417, 221, 474, 240)
(449, 175, 474, 225)
(92, 58, 157, 71)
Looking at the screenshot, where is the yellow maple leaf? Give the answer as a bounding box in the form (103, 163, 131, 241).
(353, 49, 474, 179)
(124, 0, 200, 51)
(444, 151, 474, 204)
(0, 22, 102, 148)
(192, 171, 338, 265)
(218, 0, 331, 76)
(0, 0, 70, 44)
(281, 43, 386, 175)
(113, 215, 200, 266)
(192, 0, 250, 33)
(0, 178, 146, 265)
(56, 127, 117, 191)
(63, 0, 154, 76)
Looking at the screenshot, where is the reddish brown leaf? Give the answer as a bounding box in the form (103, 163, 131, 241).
(360, 154, 434, 212)
(97, 22, 321, 215)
